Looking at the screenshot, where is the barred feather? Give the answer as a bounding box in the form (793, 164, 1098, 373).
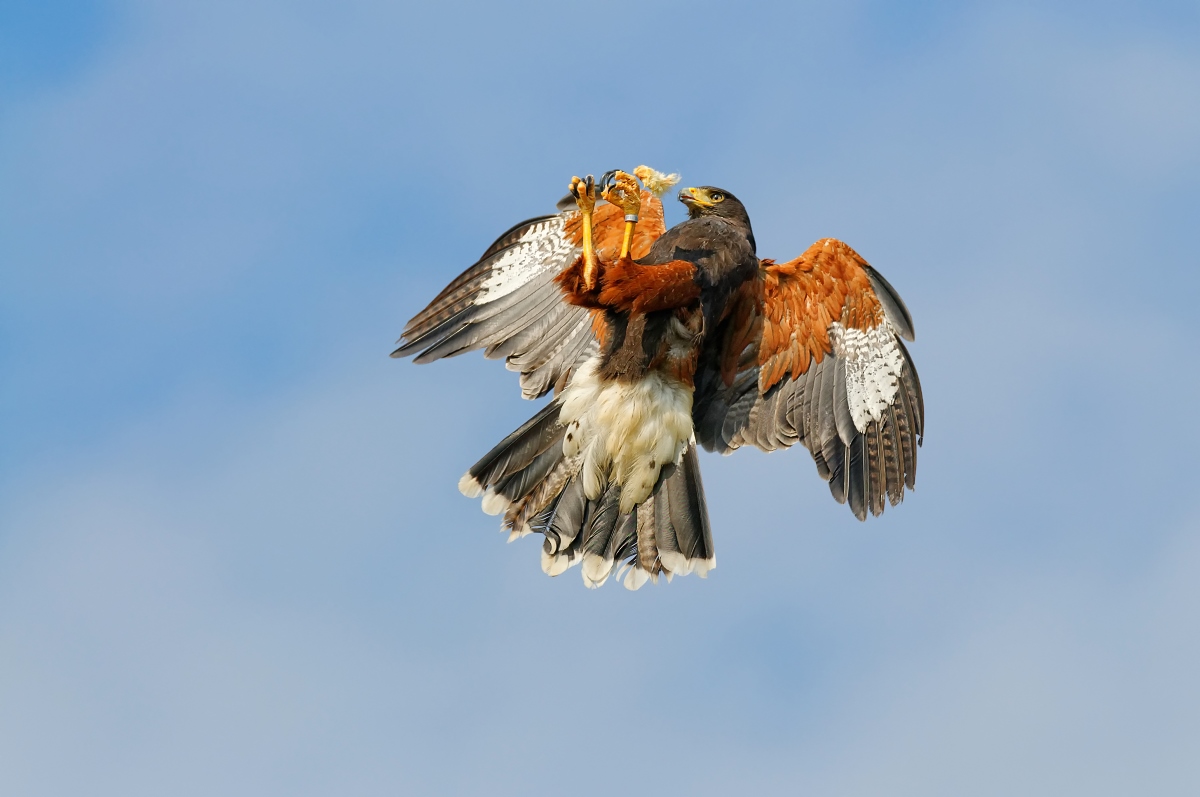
(693, 243, 922, 521)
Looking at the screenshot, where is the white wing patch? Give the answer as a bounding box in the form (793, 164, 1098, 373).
(475, 216, 577, 304)
(829, 321, 904, 432)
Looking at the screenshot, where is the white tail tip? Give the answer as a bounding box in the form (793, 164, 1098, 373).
(458, 473, 483, 497)
(481, 489, 510, 516)
(622, 566, 651, 591)
(581, 552, 614, 588)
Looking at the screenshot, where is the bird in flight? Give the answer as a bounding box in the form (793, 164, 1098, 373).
(394, 166, 923, 589)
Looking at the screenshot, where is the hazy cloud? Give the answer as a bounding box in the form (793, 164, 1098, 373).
(1, 1, 1197, 794)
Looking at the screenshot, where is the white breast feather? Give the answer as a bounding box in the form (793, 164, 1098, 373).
(475, 217, 576, 304)
(828, 321, 904, 432)
(559, 357, 694, 516)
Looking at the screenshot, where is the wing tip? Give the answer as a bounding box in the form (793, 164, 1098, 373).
(864, 265, 915, 341)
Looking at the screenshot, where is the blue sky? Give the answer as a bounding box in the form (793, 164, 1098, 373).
(2, 1, 1199, 794)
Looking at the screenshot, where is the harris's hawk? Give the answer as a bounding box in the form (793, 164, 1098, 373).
(393, 167, 923, 589)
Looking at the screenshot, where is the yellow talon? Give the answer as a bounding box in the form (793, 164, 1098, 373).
(604, 170, 642, 259)
(570, 175, 599, 289)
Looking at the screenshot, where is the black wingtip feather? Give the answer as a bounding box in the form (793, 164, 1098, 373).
(895, 338, 924, 443)
(864, 265, 915, 341)
(847, 435, 868, 521)
(883, 408, 904, 506)
(396, 311, 473, 361)
(896, 385, 918, 490)
(866, 422, 883, 517)
(823, 438, 848, 505)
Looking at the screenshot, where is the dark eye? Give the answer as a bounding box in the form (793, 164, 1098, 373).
(710, 192, 724, 202)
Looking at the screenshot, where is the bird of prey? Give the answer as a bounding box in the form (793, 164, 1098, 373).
(393, 166, 923, 589)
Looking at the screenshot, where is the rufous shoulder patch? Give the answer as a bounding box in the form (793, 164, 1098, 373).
(753, 239, 884, 393)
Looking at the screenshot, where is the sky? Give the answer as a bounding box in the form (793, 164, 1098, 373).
(2, 0, 1199, 794)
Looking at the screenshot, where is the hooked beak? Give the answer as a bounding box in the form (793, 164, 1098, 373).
(678, 186, 713, 209)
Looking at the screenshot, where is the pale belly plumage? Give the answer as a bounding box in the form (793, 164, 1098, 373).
(558, 356, 694, 515)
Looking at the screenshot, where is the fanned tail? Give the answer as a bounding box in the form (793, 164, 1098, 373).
(461, 407, 714, 590)
(457, 400, 566, 523)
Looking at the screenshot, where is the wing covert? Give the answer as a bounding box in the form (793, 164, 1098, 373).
(695, 238, 924, 520)
(393, 191, 667, 399)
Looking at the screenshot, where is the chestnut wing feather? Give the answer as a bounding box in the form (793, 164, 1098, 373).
(694, 239, 924, 520)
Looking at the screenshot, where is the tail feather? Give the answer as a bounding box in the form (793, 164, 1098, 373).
(463, 414, 715, 589)
(659, 444, 715, 577)
(580, 488, 626, 589)
(617, 499, 661, 590)
(461, 400, 564, 496)
(539, 476, 588, 575)
(515, 455, 579, 544)
(496, 445, 561, 503)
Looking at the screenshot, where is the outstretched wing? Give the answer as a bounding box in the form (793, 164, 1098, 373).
(392, 192, 667, 399)
(694, 239, 924, 520)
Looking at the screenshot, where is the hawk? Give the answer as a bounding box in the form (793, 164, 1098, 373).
(393, 167, 923, 589)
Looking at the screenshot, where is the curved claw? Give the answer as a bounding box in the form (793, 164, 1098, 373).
(569, 173, 600, 289)
(568, 175, 597, 214)
(601, 170, 643, 260)
(597, 169, 619, 196)
(602, 170, 642, 218)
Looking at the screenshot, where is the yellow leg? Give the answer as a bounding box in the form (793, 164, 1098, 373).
(620, 219, 636, 259)
(605, 171, 642, 260)
(570, 175, 599, 289)
(582, 211, 598, 288)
